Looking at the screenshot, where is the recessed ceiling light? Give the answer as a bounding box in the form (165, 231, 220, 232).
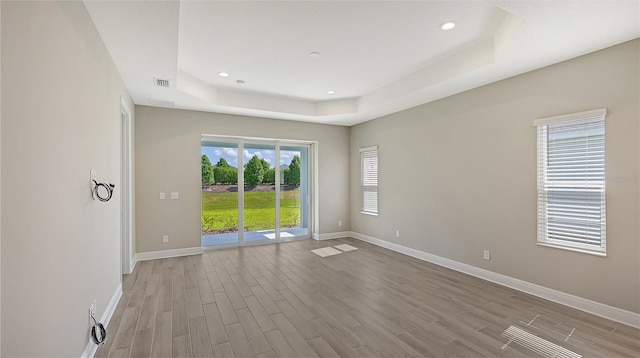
(236, 80, 245, 85)
(327, 90, 336, 95)
(441, 21, 456, 30)
(309, 52, 321, 58)
(218, 72, 229, 77)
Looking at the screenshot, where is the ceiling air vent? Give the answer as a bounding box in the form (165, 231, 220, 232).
(154, 78, 171, 88)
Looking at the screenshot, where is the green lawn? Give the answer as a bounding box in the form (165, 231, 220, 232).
(202, 189, 302, 234)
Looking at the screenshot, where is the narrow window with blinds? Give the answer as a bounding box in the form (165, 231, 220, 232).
(534, 109, 606, 255)
(360, 146, 378, 215)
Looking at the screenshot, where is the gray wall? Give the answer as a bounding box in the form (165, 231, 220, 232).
(135, 106, 350, 253)
(1, 2, 132, 355)
(350, 40, 640, 313)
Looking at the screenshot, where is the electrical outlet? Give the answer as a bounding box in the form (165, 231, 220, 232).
(163, 235, 169, 243)
(483, 250, 491, 260)
(338, 220, 342, 227)
(170, 192, 179, 200)
(395, 230, 400, 238)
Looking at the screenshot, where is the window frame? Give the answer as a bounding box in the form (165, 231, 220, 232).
(534, 108, 607, 256)
(360, 146, 379, 216)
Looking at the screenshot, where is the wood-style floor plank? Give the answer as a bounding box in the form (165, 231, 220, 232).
(244, 295, 277, 333)
(223, 281, 248, 310)
(198, 277, 215, 303)
(213, 291, 239, 325)
(270, 313, 319, 358)
(255, 351, 276, 358)
(95, 238, 640, 358)
(226, 322, 256, 358)
(129, 328, 153, 358)
(264, 329, 297, 358)
(251, 285, 281, 315)
(150, 311, 172, 357)
(203, 302, 229, 346)
(307, 336, 340, 358)
(212, 341, 236, 358)
(236, 308, 273, 355)
(111, 306, 141, 351)
(189, 316, 214, 357)
(172, 335, 193, 358)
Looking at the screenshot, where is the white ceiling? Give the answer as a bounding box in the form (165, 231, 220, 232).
(84, 0, 639, 126)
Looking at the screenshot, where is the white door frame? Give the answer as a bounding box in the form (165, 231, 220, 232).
(120, 98, 133, 274)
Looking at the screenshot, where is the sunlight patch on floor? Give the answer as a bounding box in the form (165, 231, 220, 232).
(263, 232, 295, 239)
(311, 247, 342, 257)
(334, 244, 358, 252)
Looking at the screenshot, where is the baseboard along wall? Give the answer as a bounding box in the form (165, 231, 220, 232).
(346, 231, 640, 329)
(132, 246, 204, 266)
(313, 231, 352, 240)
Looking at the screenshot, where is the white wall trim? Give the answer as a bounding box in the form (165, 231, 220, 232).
(81, 283, 123, 358)
(349, 231, 640, 329)
(129, 256, 138, 273)
(133, 246, 203, 265)
(120, 96, 134, 275)
(313, 231, 351, 240)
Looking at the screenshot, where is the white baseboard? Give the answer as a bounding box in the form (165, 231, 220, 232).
(313, 231, 352, 240)
(349, 231, 640, 329)
(81, 283, 123, 358)
(129, 256, 138, 273)
(102, 283, 122, 328)
(133, 247, 203, 265)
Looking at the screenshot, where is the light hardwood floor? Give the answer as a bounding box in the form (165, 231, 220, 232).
(95, 238, 640, 357)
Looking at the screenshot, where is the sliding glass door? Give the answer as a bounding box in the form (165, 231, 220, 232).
(243, 143, 277, 244)
(201, 138, 311, 247)
(201, 141, 240, 246)
(280, 146, 309, 240)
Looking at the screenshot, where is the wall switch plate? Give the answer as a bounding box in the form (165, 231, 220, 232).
(484, 250, 491, 260)
(396, 230, 400, 238)
(170, 192, 179, 200)
(159, 192, 165, 200)
(338, 220, 342, 227)
(90, 170, 96, 193)
(163, 235, 169, 243)
(89, 301, 96, 322)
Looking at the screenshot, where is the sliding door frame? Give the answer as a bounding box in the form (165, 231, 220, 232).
(201, 134, 315, 248)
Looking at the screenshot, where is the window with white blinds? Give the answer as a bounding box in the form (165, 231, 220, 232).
(535, 109, 606, 255)
(360, 146, 378, 215)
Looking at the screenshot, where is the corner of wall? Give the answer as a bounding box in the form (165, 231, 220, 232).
(121, 97, 135, 274)
(130, 104, 136, 267)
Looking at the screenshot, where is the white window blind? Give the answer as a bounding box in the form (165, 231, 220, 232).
(360, 146, 378, 215)
(535, 109, 606, 255)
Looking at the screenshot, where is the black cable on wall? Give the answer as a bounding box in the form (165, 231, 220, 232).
(92, 180, 115, 202)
